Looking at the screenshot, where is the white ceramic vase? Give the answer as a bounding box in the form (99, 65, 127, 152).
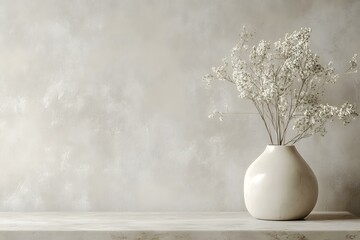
(244, 145, 318, 220)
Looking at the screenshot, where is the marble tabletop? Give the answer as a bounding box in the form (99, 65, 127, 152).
(0, 211, 358, 231)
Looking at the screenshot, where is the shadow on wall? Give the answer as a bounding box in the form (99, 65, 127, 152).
(328, 131, 360, 217)
(346, 189, 360, 217)
(344, 140, 360, 217)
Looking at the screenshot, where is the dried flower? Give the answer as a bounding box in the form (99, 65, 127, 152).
(204, 27, 358, 145)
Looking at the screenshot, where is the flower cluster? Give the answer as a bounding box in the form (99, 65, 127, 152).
(204, 27, 358, 145)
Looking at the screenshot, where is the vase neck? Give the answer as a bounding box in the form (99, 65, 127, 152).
(265, 145, 296, 152)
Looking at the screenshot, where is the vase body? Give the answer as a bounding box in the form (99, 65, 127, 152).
(244, 145, 318, 220)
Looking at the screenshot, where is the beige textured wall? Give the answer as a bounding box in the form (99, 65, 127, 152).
(0, 0, 359, 214)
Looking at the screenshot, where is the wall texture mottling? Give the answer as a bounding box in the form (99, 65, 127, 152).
(0, 0, 359, 214)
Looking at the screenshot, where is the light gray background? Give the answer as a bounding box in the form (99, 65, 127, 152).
(0, 0, 359, 215)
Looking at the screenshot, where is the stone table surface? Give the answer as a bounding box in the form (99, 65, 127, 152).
(0, 211, 358, 239)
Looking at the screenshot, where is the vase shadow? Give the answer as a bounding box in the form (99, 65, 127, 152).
(304, 212, 359, 221)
